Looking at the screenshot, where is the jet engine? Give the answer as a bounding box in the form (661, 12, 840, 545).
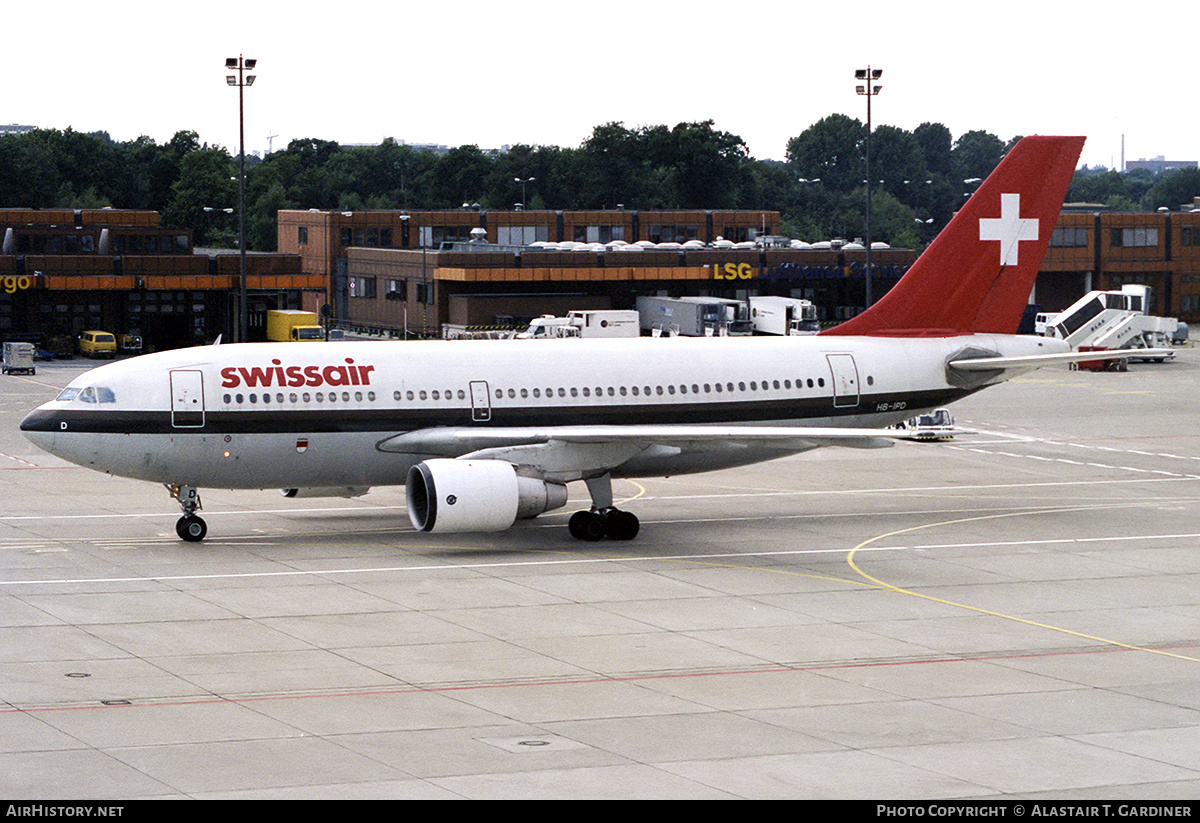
(406, 459, 568, 533)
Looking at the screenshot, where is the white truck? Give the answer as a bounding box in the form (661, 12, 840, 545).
(748, 296, 820, 335)
(635, 296, 751, 337)
(514, 310, 639, 339)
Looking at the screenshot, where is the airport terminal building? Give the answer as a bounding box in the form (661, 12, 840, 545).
(277, 208, 916, 336)
(1, 203, 1198, 352)
(279, 206, 1200, 337)
(0, 208, 320, 351)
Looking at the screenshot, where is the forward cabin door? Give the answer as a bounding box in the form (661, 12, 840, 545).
(170, 370, 206, 428)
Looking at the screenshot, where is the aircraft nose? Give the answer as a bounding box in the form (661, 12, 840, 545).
(20, 406, 64, 453)
(21, 406, 59, 434)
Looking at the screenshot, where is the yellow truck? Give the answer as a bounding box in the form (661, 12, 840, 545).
(266, 310, 324, 342)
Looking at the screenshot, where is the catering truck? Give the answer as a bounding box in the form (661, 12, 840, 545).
(515, 310, 639, 339)
(748, 296, 819, 335)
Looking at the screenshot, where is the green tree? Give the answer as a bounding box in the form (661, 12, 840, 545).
(428, 145, 495, 208)
(913, 122, 954, 178)
(953, 130, 1005, 182)
(786, 114, 864, 194)
(162, 148, 237, 246)
(1142, 167, 1200, 211)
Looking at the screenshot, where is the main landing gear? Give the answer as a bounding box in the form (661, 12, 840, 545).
(566, 474, 640, 542)
(167, 484, 207, 542)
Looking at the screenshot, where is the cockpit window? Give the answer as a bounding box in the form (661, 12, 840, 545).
(55, 386, 115, 403)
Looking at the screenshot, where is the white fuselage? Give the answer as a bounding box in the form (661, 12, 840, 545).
(22, 334, 1065, 490)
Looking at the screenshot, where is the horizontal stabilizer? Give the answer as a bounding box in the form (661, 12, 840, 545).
(951, 348, 1175, 372)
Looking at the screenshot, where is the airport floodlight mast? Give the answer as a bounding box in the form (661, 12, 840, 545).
(226, 55, 256, 343)
(856, 66, 882, 309)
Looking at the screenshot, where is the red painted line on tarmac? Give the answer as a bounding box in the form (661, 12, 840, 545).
(4, 640, 1198, 715)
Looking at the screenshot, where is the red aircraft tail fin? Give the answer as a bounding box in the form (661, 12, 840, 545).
(822, 135, 1085, 337)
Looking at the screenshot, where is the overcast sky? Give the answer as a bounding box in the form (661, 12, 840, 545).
(8, 0, 1195, 171)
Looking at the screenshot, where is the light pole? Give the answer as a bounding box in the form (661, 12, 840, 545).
(514, 177, 535, 210)
(856, 66, 882, 310)
(226, 55, 256, 342)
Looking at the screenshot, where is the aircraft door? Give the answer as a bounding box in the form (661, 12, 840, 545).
(825, 354, 860, 408)
(170, 369, 205, 427)
(469, 380, 491, 422)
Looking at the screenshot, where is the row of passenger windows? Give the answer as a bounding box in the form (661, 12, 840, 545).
(224, 391, 377, 405)
(486, 378, 828, 401)
(221, 376, 873, 407)
(387, 376, 876, 404)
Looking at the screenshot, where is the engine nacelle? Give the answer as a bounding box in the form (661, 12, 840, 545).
(280, 486, 371, 499)
(406, 459, 568, 533)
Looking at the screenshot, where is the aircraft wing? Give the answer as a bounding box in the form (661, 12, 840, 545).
(377, 425, 909, 480)
(380, 425, 902, 454)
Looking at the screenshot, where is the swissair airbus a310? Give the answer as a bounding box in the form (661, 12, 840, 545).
(22, 135, 1154, 543)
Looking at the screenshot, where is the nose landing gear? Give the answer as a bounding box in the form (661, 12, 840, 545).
(167, 484, 207, 542)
